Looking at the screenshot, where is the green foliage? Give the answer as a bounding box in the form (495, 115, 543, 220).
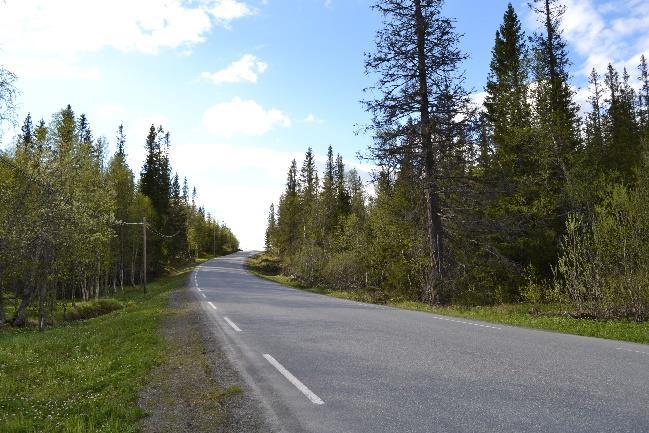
(251, 260, 649, 344)
(263, 1, 649, 322)
(554, 175, 649, 320)
(247, 253, 281, 276)
(0, 106, 238, 329)
(63, 299, 123, 322)
(0, 268, 190, 432)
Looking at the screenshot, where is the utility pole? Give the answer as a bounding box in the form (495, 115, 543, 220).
(142, 217, 147, 294)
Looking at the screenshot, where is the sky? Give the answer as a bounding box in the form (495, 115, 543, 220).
(0, 0, 648, 249)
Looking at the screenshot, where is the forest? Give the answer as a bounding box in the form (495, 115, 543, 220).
(264, 0, 649, 321)
(0, 103, 239, 329)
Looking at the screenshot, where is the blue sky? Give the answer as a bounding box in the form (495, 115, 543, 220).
(1, 0, 647, 248)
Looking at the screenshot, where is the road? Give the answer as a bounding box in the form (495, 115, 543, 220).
(191, 252, 649, 433)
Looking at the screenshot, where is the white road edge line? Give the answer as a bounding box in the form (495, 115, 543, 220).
(431, 315, 501, 330)
(208, 301, 217, 310)
(224, 316, 242, 332)
(616, 347, 649, 355)
(263, 354, 324, 405)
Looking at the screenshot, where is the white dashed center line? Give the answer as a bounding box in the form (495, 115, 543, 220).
(263, 354, 324, 405)
(224, 317, 242, 332)
(208, 301, 217, 310)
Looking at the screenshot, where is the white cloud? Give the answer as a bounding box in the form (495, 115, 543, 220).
(208, 0, 255, 22)
(303, 113, 325, 124)
(470, 91, 488, 108)
(201, 54, 268, 85)
(556, 0, 649, 79)
(168, 141, 373, 248)
(169, 141, 301, 249)
(202, 97, 291, 137)
(0, 0, 254, 79)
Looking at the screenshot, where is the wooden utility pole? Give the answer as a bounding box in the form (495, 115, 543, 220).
(142, 217, 147, 294)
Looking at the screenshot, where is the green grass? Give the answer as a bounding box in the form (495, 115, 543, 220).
(247, 255, 649, 345)
(0, 261, 205, 433)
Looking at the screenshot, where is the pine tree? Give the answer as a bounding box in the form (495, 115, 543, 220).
(364, 0, 469, 303)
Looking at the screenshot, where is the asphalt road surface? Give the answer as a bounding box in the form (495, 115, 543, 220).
(192, 252, 649, 433)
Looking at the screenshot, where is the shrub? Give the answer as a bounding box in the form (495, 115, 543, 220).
(64, 299, 123, 321)
(554, 180, 649, 320)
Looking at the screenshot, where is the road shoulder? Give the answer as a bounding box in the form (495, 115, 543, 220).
(139, 283, 278, 433)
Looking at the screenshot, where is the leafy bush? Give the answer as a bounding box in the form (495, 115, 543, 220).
(247, 253, 282, 276)
(554, 180, 649, 320)
(64, 299, 123, 321)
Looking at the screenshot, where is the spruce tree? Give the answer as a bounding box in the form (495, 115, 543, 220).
(116, 124, 126, 158)
(639, 55, 649, 152)
(77, 113, 92, 145)
(276, 160, 300, 256)
(602, 65, 641, 181)
(265, 203, 276, 252)
(299, 147, 317, 207)
(55, 105, 76, 155)
(19, 113, 34, 149)
(530, 0, 580, 176)
(484, 3, 530, 145)
(335, 154, 351, 219)
(320, 146, 337, 235)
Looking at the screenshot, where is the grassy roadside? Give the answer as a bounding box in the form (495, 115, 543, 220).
(247, 254, 649, 345)
(0, 260, 206, 433)
(139, 286, 242, 433)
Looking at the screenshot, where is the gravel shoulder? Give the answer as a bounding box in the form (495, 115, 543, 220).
(139, 282, 277, 433)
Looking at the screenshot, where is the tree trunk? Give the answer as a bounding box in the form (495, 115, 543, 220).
(82, 276, 88, 302)
(12, 256, 39, 326)
(0, 284, 5, 326)
(38, 283, 46, 332)
(414, 0, 445, 303)
(95, 261, 100, 301)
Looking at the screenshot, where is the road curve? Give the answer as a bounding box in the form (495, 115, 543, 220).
(191, 252, 649, 433)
